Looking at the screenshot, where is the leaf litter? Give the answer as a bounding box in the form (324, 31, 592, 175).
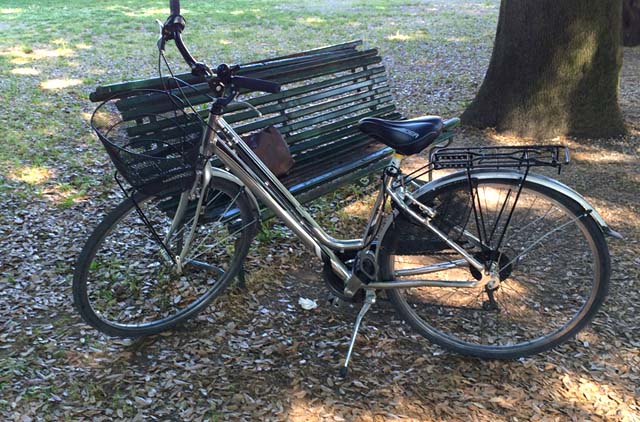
(1, 0, 639, 421)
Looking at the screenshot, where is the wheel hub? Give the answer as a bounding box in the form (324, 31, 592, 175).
(469, 250, 513, 281)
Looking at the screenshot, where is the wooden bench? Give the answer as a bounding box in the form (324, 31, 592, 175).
(90, 40, 457, 207)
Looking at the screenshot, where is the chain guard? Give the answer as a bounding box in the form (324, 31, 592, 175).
(321, 251, 365, 303)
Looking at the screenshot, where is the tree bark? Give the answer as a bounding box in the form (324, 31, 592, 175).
(462, 0, 626, 139)
(623, 0, 640, 46)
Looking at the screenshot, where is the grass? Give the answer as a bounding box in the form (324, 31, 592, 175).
(0, 0, 498, 210)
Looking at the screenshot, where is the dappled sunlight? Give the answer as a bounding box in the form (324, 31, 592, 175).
(340, 194, 376, 220)
(445, 36, 472, 43)
(398, 155, 456, 183)
(586, 199, 638, 230)
(386, 29, 429, 42)
(88, 109, 119, 129)
(557, 374, 639, 420)
(387, 31, 413, 42)
(9, 166, 54, 185)
(1, 8, 22, 14)
(485, 130, 639, 163)
(81, 112, 93, 123)
(11, 67, 40, 76)
(571, 149, 636, 164)
(300, 16, 325, 24)
(121, 7, 179, 17)
(286, 397, 325, 421)
(40, 78, 83, 90)
(0, 46, 75, 65)
(41, 183, 87, 207)
(75, 43, 92, 50)
(399, 154, 429, 173)
(286, 397, 427, 422)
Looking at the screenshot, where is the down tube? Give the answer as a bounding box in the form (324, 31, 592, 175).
(212, 138, 352, 282)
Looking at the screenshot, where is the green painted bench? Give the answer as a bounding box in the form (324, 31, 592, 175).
(90, 40, 457, 209)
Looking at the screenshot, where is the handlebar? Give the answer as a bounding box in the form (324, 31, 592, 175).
(173, 31, 198, 71)
(231, 76, 280, 94)
(160, 0, 281, 101)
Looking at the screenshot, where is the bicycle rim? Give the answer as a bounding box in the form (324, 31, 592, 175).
(383, 177, 609, 358)
(73, 180, 257, 337)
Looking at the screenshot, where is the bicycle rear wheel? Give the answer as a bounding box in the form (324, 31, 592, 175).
(73, 178, 258, 337)
(380, 177, 610, 359)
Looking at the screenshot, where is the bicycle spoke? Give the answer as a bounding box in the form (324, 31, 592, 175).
(75, 180, 256, 336)
(385, 177, 607, 357)
(182, 189, 244, 262)
(498, 212, 586, 274)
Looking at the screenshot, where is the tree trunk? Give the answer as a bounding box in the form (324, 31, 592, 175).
(623, 0, 640, 46)
(462, 0, 626, 139)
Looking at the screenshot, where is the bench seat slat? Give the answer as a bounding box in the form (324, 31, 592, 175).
(283, 146, 392, 193)
(241, 40, 363, 67)
(114, 47, 374, 112)
(114, 48, 378, 109)
(281, 96, 394, 134)
(288, 112, 402, 155)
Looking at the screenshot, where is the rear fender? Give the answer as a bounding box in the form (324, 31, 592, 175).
(411, 169, 622, 239)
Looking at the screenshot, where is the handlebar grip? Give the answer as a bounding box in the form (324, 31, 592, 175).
(170, 0, 180, 15)
(231, 76, 281, 94)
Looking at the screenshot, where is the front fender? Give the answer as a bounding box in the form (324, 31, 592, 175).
(206, 164, 261, 219)
(411, 169, 622, 239)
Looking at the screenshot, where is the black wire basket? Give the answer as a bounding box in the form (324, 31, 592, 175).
(91, 89, 204, 195)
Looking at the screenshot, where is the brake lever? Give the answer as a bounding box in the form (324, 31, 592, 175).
(156, 19, 167, 52)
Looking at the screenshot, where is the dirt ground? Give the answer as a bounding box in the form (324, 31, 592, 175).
(1, 36, 638, 422)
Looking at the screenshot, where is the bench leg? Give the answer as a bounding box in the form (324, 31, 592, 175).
(235, 264, 246, 289)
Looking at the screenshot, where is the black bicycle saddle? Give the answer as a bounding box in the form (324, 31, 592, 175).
(359, 116, 444, 156)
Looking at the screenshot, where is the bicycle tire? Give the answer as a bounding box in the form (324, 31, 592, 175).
(380, 177, 610, 359)
(73, 178, 259, 337)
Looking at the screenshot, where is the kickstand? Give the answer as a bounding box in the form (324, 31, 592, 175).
(340, 289, 376, 377)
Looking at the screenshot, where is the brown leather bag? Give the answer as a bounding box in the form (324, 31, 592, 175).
(242, 126, 294, 177)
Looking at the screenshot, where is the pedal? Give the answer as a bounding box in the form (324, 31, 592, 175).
(327, 294, 346, 308)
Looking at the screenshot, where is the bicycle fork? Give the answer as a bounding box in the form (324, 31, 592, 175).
(161, 163, 214, 272)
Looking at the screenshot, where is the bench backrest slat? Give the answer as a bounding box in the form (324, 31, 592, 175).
(91, 40, 402, 204)
(125, 70, 387, 137)
(116, 52, 383, 119)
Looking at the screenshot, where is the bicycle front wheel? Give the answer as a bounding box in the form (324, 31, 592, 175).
(73, 178, 258, 337)
(380, 177, 610, 359)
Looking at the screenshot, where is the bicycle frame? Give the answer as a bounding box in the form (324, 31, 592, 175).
(165, 108, 497, 298)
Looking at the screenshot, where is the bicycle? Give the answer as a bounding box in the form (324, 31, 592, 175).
(73, 0, 620, 375)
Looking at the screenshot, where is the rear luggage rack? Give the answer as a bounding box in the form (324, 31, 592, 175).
(431, 145, 570, 171)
